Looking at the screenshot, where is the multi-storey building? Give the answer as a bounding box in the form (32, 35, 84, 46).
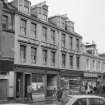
(81, 42, 105, 93)
(0, 0, 105, 101)
(0, 0, 15, 100)
(9, 0, 82, 100)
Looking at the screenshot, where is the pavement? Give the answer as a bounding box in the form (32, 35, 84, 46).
(0, 99, 60, 105)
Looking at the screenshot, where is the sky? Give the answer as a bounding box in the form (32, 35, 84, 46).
(8, 0, 105, 53)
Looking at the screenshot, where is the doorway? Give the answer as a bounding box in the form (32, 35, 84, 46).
(0, 79, 8, 100)
(24, 74, 31, 98)
(47, 74, 57, 97)
(16, 72, 23, 98)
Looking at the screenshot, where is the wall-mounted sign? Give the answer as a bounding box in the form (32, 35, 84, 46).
(84, 72, 97, 78)
(0, 75, 8, 79)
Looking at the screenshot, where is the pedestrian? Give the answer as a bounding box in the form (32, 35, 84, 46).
(27, 84, 33, 101)
(53, 88, 57, 97)
(56, 88, 63, 102)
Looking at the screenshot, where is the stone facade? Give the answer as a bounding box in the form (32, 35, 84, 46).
(0, 0, 105, 100)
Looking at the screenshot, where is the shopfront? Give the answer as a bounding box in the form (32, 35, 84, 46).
(82, 72, 103, 94)
(60, 70, 83, 94)
(0, 60, 13, 100)
(31, 73, 45, 100)
(15, 65, 59, 100)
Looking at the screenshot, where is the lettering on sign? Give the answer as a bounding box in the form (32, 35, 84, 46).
(84, 73, 97, 78)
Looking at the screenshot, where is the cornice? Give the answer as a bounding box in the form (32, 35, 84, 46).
(82, 52, 105, 61)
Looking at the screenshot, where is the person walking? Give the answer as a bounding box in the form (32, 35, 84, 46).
(27, 84, 33, 101)
(56, 88, 63, 102)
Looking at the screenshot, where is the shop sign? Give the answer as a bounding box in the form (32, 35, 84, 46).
(84, 72, 97, 78)
(0, 75, 8, 79)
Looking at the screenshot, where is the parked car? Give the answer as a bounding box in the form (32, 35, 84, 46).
(63, 95, 105, 105)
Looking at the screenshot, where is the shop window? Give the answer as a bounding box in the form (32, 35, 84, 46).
(69, 78, 81, 94)
(32, 74, 44, 93)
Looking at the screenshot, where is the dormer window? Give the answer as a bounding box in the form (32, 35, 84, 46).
(38, 7, 41, 14)
(62, 21, 65, 29)
(24, 0, 30, 14)
(42, 8, 47, 21)
(31, 2, 48, 21)
(17, 0, 30, 15)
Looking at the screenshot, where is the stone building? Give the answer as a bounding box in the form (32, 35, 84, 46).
(0, 0, 82, 100)
(0, 0, 14, 100)
(0, 0, 105, 101)
(81, 42, 105, 93)
(11, 0, 82, 99)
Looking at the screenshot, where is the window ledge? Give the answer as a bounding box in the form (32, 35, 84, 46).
(2, 29, 15, 33)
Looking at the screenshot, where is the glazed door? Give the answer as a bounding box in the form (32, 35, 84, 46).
(24, 74, 31, 97)
(16, 72, 23, 98)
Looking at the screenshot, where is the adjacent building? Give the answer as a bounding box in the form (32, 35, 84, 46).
(81, 42, 105, 93)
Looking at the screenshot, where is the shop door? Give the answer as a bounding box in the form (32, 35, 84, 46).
(16, 72, 23, 98)
(47, 74, 57, 97)
(24, 74, 31, 98)
(0, 80, 8, 100)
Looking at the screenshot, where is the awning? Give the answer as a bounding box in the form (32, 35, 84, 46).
(60, 70, 83, 77)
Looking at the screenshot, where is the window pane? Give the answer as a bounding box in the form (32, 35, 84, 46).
(42, 27, 47, 41)
(62, 53, 66, 68)
(43, 49, 47, 65)
(51, 30, 55, 44)
(77, 56, 80, 68)
(32, 74, 44, 93)
(51, 51, 56, 66)
(31, 47, 37, 64)
(69, 36, 73, 49)
(31, 23, 37, 38)
(20, 45, 26, 63)
(76, 39, 79, 50)
(70, 55, 73, 68)
(62, 34, 66, 47)
(20, 19, 26, 35)
(2, 15, 8, 29)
